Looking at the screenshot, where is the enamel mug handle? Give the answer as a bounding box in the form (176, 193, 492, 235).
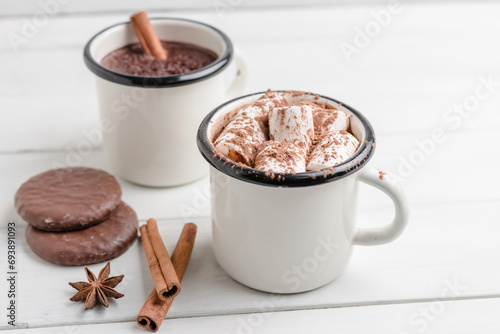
(225, 47, 247, 100)
(354, 166, 410, 246)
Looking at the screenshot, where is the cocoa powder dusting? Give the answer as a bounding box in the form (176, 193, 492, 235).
(212, 90, 360, 176)
(254, 141, 306, 174)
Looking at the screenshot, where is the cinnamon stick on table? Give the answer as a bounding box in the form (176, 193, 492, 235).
(140, 218, 180, 300)
(130, 10, 167, 59)
(137, 223, 197, 332)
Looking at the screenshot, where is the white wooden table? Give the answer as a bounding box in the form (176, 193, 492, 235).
(1, 2, 500, 333)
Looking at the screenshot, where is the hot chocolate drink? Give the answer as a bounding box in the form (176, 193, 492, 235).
(101, 41, 218, 77)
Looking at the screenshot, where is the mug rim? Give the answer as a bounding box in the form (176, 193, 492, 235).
(83, 17, 233, 88)
(197, 91, 376, 188)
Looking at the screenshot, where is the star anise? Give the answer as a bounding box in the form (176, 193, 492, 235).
(69, 262, 124, 310)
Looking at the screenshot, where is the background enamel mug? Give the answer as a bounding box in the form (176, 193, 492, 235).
(197, 91, 410, 293)
(84, 18, 247, 187)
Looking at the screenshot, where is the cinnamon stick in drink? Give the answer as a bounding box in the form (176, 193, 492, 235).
(139, 218, 180, 300)
(137, 223, 197, 332)
(130, 10, 167, 59)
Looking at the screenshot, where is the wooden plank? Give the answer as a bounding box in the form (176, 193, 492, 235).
(16, 297, 500, 333)
(2, 199, 500, 329)
(0, 151, 212, 223)
(2, 2, 499, 57)
(0, 45, 498, 152)
(0, 0, 423, 17)
(1, 2, 500, 151)
(1, 125, 499, 225)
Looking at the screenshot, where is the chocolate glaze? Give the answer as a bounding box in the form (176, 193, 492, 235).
(101, 41, 218, 77)
(15, 167, 122, 232)
(25, 201, 138, 266)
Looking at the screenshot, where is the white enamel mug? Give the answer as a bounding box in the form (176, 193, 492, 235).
(197, 91, 409, 293)
(84, 18, 246, 187)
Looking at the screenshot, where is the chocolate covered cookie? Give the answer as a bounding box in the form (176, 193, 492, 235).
(15, 167, 122, 231)
(25, 201, 138, 265)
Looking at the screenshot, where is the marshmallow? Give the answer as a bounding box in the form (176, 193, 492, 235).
(300, 101, 350, 136)
(314, 109, 350, 135)
(235, 91, 289, 119)
(269, 105, 314, 151)
(214, 117, 266, 166)
(307, 130, 359, 171)
(255, 91, 289, 113)
(234, 92, 289, 134)
(236, 105, 266, 119)
(255, 141, 306, 174)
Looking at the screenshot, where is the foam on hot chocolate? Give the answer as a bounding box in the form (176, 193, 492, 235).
(100, 41, 217, 76)
(213, 91, 360, 173)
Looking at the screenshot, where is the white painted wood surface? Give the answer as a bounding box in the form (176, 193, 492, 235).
(1, 0, 402, 17)
(1, 1, 499, 332)
(21, 298, 500, 333)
